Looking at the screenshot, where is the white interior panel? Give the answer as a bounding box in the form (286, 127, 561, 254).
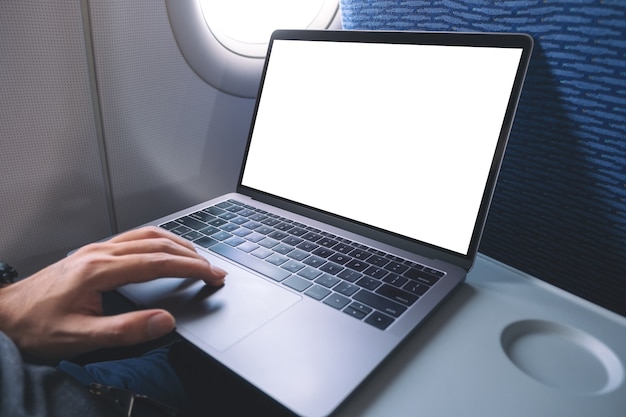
(0, 0, 112, 276)
(88, 0, 254, 231)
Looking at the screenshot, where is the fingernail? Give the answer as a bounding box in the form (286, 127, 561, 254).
(147, 313, 175, 339)
(211, 265, 228, 278)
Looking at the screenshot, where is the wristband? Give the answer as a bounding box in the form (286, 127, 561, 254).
(0, 263, 17, 287)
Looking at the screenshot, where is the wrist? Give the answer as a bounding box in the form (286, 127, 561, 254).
(0, 280, 30, 349)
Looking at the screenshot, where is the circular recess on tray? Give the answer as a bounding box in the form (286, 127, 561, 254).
(501, 319, 624, 395)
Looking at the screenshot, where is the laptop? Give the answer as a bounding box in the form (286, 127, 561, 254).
(119, 30, 533, 417)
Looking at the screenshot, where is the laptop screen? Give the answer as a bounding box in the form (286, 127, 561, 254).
(241, 34, 525, 256)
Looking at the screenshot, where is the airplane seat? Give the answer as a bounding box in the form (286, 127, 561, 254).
(340, 0, 626, 317)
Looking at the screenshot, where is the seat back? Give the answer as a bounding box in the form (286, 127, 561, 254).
(340, 0, 626, 316)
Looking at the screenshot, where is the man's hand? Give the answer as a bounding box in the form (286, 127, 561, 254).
(0, 226, 227, 361)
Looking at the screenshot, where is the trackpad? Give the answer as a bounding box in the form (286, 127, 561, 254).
(120, 269, 300, 351)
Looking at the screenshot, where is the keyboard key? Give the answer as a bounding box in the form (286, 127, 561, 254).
(232, 228, 252, 237)
(266, 253, 288, 265)
(199, 225, 219, 236)
(323, 293, 351, 310)
(258, 238, 280, 248)
(262, 218, 281, 227)
(251, 247, 273, 259)
(289, 227, 308, 236)
(221, 223, 239, 232)
(182, 231, 203, 241)
(334, 282, 359, 297)
(194, 236, 219, 248)
(384, 261, 408, 274)
(249, 213, 267, 222)
(230, 216, 249, 225)
(348, 248, 368, 259)
(315, 274, 340, 288)
(297, 241, 319, 252)
(337, 269, 362, 282)
(236, 241, 258, 253)
(275, 222, 294, 232)
(424, 267, 445, 277)
(402, 281, 429, 297)
(281, 260, 305, 273)
(287, 248, 309, 261)
(353, 290, 406, 318)
(376, 284, 418, 306)
(317, 237, 338, 248)
(205, 206, 226, 216)
(171, 225, 191, 236)
(328, 253, 350, 264)
(283, 236, 304, 246)
(224, 205, 244, 213)
(210, 243, 290, 282)
(242, 221, 262, 230)
(364, 266, 388, 280)
(219, 211, 238, 221)
(305, 285, 331, 300)
(283, 276, 312, 292)
(303, 255, 325, 268)
(239, 209, 256, 217)
(160, 221, 179, 230)
(255, 225, 274, 235)
(346, 259, 367, 272)
(189, 211, 213, 222)
(366, 254, 388, 267)
(382, 273, 408, 287)
(298, 267, 322, 280)
(207, 218, 229, 227)
(365, 311, 394, 330)
(404, 268, 441, 286)
(356, 277, 382, 291)
(268, 230, 289, 240)
(319, 261, 344, 275)
(302, 231, 323, 242)
(177, 216, 207, 230)
(343, 302, 372, 319)
(212, 231, 232, 241)
(273, 243, 295, 255)
(312, 247, 334, 258)
(224, 236, 246, 247)
(332, 242, 354, 254)
(245, 232, 266, 243)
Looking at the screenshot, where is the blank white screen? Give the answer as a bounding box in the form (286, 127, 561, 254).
(241, 39, 522, 255)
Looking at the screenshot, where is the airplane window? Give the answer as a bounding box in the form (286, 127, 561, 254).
(166, 0, 340, 98)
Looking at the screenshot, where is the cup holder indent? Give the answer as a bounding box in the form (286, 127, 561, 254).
(501, 320, 624, 395)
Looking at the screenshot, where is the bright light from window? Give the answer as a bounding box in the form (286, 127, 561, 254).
(200, 0, 336, 57)
(166, 0, 339, 97)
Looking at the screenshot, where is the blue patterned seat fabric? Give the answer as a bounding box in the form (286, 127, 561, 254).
(340, 0, 626, 316)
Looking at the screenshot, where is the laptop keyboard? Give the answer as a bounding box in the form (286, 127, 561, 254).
(160, 199, 445, 331)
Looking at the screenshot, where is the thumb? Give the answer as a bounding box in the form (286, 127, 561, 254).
(93, 310, 176, 348)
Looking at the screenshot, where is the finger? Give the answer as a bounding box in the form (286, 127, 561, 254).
(91, 252, 227, 290)
(82, 310, 177, 351)
(109, 226, 200, 254)
(105, 236, 206, 261)
(106, 228, 227, 276)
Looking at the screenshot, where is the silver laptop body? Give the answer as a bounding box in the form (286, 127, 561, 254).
(120, 29, 533, 417)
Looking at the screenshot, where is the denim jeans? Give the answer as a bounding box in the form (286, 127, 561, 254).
(57, 347, 188, 414)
